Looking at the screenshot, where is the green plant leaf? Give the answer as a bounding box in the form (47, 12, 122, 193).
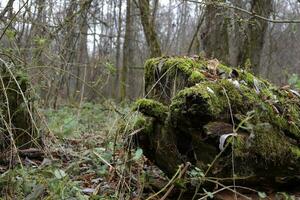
(132, 148, 143, 161)
(288, 74, 299, 85)
(203, 188, 213, 199)
(189, 167, 204, 177)
(54, 169, 67, 179)
(258, 191, 267, 199)
(5, 29, 16, 40)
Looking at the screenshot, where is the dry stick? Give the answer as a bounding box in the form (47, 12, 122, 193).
(198, 185, 248, 200)
(160, 162, 191, 200)
(93, 150, 133, 194)
(205, 179, 252, 200)
(144, 62, 177, 98)
(204, 142, 230, 177)
(0, 62, 29, 168)
(75, 63, 87, 136)
(0, 115, 23, 168)
(184, 0, 300, 24)
(195, 180, 251, 200)
(115, 111, 143, 198)
(78, 63, 87, 113)
(0, 91, 33, 164)
(93, 151, 115, 170)
(191, 142, 231, 200)
(114, 61, 180, 197)
(193, 87, 250, 200)
(222, 87, 237, 200)
(205, 175, 255, 181)
(187, 12, 205, 54)
(113, 61, 180, 197)
(114, 62, 177, 195)
(34, 110, 55, 159)
(145, 164, 184, 200)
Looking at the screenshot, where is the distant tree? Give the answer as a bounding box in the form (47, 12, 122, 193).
(138, 0, 162, 57)
(120, 0, 135, 100)
(202, 0, 273, 74)
(202, 0, 229, 64)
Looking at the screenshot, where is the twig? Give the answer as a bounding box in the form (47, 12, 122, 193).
(93, 151, 114, 170)
(0, 58, 41, 150)
(146, 164, 184, 200)
(205, 179, 252, 200)
(204, 142, 230, 176)
(0, 0, 29, 41)
(222, 87, 237, 200)
(160, 162, 191, 200)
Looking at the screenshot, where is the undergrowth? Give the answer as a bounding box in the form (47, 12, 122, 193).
(0, 102, 164, 199)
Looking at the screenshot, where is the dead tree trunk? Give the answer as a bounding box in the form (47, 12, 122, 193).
(134, 56, 300, 188)
(0, 63, 40, 152)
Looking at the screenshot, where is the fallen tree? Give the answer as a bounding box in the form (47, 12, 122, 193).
(134, 56, 300, 188)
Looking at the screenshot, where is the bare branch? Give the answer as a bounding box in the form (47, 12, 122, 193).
(184, 0, 300, 23)
(0, 0, 15, 20)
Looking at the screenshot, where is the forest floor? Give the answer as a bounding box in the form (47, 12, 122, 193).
(0, 102, 299, 199)
(0, 102, 169, 199)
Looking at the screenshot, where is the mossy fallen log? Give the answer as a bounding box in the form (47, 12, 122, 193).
(0, 65, 40, 152)
(134, 56, 300, 187)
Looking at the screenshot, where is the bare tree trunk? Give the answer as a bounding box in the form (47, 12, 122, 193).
(114, 0, 122, 99)
(202, 0, 229, 63)
(120, 0, 134, 100)
(53, 0, 78, 108)
(138, 0, 161, 58)
(247, 0, 273, 74)
(202, 0, 273, 75)
(73, 0, 91, 100)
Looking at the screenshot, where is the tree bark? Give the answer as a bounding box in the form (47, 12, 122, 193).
(114, 0, 122, 99)
(0, 65, 40, 152)
(73, 0, 91, 100)
(202, 0, 229, 63)
(134, 56, 300, 188)
(202, 0, 273, 75)
(138, 0, 162, 58)
(120, 0, 135, 100)
(247, 0, 273, 74)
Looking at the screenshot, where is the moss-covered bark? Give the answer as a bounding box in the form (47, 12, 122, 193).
(0, 66, 40, 151)
(135, 56, 300, 186)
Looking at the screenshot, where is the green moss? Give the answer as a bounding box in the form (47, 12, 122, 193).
(254, 87, 300, 139)
(218, 64, 232, 74)
(240, 71, 255, 86)
(232, 136, 247, 157)
(134, 98, 168, 121)
(188, 71, 206, 84)
(171, 79, 245, 119)
(290, 146, 300, 159)
(133, 116, 147, 128)
(139, 56, 300, 177)
(144, 57, 162, 87)
(133, 116, 154, 135)
(250, 123, 292, 164)
(144, 57, 206, 90)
